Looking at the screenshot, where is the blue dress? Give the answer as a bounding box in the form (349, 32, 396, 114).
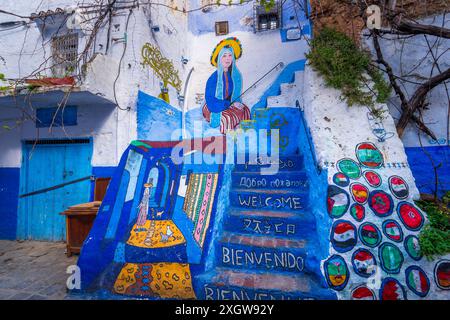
(204, 70, 234, 113)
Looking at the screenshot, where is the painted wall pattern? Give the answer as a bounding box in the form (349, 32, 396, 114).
(324, 142, 450, 300)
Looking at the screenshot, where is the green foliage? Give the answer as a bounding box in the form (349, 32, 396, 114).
(368, 67, 391, 103)
(259, 0, 276, 11)
(416, 192, 450, 260)
(0, 73, 5, 81)
(306, 28, 391, 109)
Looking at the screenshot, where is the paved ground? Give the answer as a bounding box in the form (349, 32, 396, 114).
(0, 240, 77, 300)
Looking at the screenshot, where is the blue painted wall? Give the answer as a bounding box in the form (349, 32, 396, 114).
(0, 165, 117, 240)
(0, 168, 20, 239)
(405, 146, 450, 197)
(90, 167, 117, 201)
(137, 90, 182, 141)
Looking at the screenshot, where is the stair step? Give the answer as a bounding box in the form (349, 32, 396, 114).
(224, 208, 315, 237)
(198, 269, 336, 300)
(280, 82, 297, 92)
(220, 232, 307, 248)
(231, 171, 309, 190)
(229, 189, 308, 211)
(234, 155, 304, 172)
(215, 231, 312, 274)
(267, 95, 295, 108)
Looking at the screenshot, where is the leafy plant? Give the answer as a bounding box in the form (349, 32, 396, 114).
(416, 192, 450, 260)
(259, 0, 276, 11)
(306, 28, 391, 109)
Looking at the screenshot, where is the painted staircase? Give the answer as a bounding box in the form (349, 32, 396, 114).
(196, 64, 335, 300)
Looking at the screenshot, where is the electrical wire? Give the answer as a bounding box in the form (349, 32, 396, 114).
(112, 7, 133, 111)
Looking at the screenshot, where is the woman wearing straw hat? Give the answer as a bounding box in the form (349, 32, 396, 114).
(203, 37, 251, 134)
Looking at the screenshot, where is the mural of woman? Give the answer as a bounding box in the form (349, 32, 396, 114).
(203, 37, 251, 134)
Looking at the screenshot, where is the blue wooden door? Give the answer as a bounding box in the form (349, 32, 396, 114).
(17, 140, 93, 241)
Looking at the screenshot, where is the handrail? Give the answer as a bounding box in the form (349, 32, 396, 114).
(296, 100, 321, 174)
(19, 175, 95, 198)
(230, 61, 285, 105)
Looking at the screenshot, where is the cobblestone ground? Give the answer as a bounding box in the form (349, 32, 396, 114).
(0, 240, 77, 300)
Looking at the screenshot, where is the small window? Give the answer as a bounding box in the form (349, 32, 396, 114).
(215, 21, 229, 36)
(51, 33, 78, 77)
(255, 1, 281, 32)
(36, 106, 77, 128)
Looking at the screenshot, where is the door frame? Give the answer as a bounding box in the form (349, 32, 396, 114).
(17, 137, 93, 240)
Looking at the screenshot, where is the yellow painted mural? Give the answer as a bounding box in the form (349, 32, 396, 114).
(126, 220, 185, 249)
(114, 262, 196, 299)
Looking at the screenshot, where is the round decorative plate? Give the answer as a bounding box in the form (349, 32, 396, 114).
(382, 220, 404, 242)
(359, 222, 382, 248)
(368, 190, 394, 217)
(434, 260, 450, 290)
(404, 235, 422, 261)
(405, 266, 430, 297)
(333, 172, 350, 187)
(350, 203, 365, 222)
(388, 175, 409, 199)
(380, 278, 407, 300)
(379, 242, 404, 274)
(327, 185, 350, 218)
(397, 202, 425, 231)
(363, 170, 382, 188)
(355, 142, 384, 168)
(351, 285, 376, 300)
(324, 255, 349, 291)
(337, 158, 361, 179)
(331, 220, 357, 253)
(350, 183, 369, 204)
(352, 249, 377, 278)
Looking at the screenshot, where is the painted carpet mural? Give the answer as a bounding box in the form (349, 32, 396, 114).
(76, 139, 225, 299)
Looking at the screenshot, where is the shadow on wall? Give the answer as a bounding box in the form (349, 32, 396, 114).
(405, 146, 450, 198)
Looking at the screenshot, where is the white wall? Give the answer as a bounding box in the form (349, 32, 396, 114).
(303, 64, 421, 199)
(363, 14, 450, 148)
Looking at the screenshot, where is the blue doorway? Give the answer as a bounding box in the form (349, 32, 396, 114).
(17, 138, 93, 241)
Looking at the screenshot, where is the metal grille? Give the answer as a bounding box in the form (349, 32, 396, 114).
(215, 21, 229, 36)
(24, 138, 90, 145)
(51, 33, 78, 77)
(254, 1, 282, 32)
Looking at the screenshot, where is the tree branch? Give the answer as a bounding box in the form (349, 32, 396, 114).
(396, 67, 450, 137)
(371, 29, 438, 140)
(393, 19, 450, 39)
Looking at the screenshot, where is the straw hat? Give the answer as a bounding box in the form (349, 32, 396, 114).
(210, 37, 243, 67)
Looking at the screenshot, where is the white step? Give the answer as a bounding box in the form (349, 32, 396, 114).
(266, 70, 304, 108)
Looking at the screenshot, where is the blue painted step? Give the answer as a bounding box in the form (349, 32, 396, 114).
(216, 232, 309, 274)
(196, 268, 336, 300)
(233, 155, 304, 173)
(124, 243, 188, 264)
(223, 208, 315, 238)
(230, 188, 308, 211)
(232, 170, 309, 190)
